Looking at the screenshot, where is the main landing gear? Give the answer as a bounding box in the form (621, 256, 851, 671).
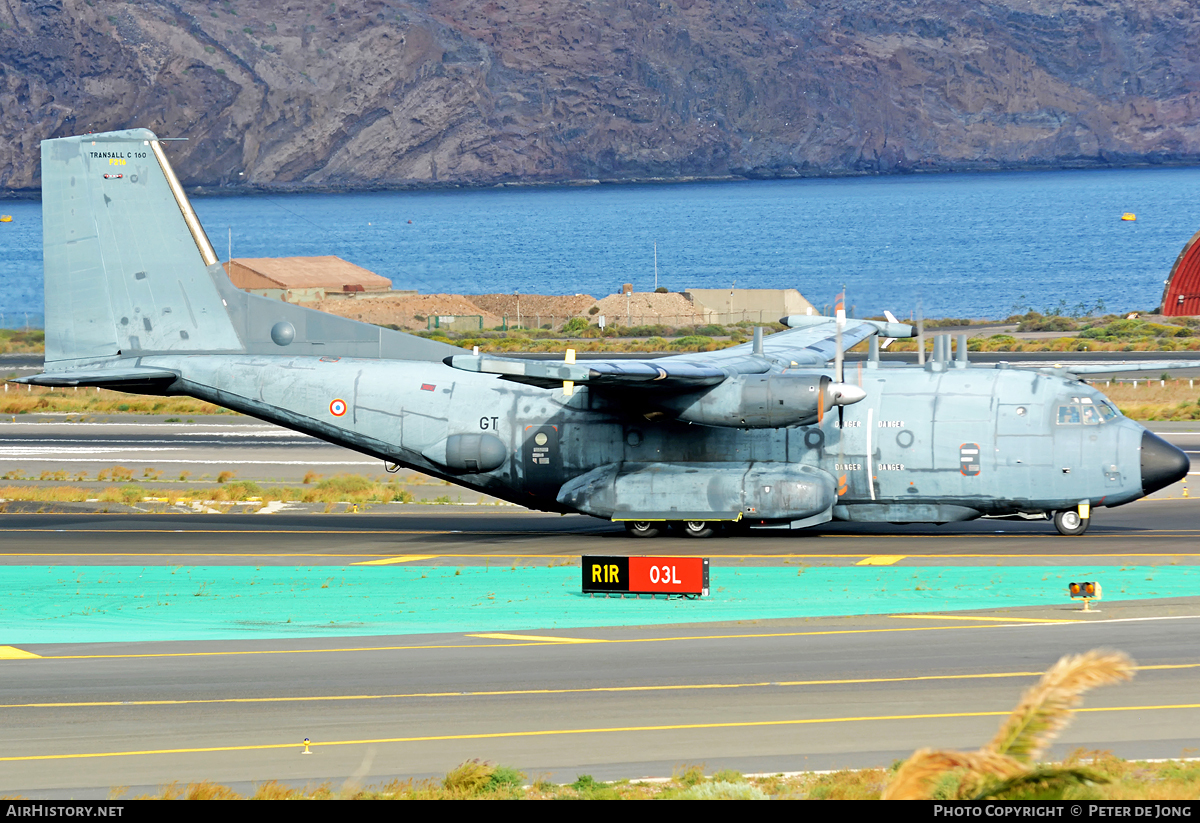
(623, 521, 718, 538)
(1053, 509, 1090, 536)
(624, 521, 662, 538)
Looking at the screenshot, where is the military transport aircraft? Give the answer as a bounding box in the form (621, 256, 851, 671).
(18, 129, 1191, 537)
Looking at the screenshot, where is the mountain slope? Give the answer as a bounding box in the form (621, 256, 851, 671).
(2, 0, 1198, 191)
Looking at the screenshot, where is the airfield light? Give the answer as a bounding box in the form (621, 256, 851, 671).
(1068, 581, 1102, 612)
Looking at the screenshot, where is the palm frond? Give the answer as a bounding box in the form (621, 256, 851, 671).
(985, 650, 1135, 763)
(882, 748, 1025, 800)
(971, 765, 1109, 801)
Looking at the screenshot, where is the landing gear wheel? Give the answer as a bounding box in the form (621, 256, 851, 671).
(1053, 509, 1090, 536)
(681, 521, 716, 539)
(624, 521, 661, 538)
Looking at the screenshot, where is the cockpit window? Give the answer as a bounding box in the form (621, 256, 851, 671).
(1057, 397, 1119, 425)
(1057, 405, 1082, 425)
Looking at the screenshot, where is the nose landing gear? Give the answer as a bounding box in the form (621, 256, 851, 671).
(1053, 509, 1090, 536)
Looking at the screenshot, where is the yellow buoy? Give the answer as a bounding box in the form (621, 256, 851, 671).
(1121, 213, 1136, 221)
(0, 215, 13, 223)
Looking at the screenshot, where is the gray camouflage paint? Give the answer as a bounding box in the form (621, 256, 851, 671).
(20, 130, 1186, 533)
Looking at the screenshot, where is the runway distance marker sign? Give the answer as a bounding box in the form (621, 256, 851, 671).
(582, 556, 709, 597)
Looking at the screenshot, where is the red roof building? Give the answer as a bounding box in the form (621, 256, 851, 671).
(1161, 229, 1200, 316)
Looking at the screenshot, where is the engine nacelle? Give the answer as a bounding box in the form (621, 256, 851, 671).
(557, 462, 837, 523)
(654, 373, 829, 428)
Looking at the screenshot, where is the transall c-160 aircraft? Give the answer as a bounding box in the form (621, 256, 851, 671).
(19, 129, 1192, 537)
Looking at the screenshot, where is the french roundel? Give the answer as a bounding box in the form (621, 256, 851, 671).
(329, 398, 347, 417)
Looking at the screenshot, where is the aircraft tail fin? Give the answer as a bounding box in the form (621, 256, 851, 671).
(41, 129, 244, 367)
(41, 129, 461, 369)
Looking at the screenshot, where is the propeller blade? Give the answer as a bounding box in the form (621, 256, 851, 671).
(834, 289, 846, 384)
(563, 348, 576, 396)
(916, 302, 926, 366)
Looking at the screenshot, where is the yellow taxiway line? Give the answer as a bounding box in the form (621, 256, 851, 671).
(3, 663, 1195, 711)
(891, 614, 1078, 623)
(0, 646, 42, 660)
(4, 703, 1199, 763)
(466, 633, 607, 643)
(352, 556, 439, 565)
(1, 623, 1065, 661)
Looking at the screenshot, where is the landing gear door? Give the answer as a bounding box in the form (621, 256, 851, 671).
(523, 425, 562, 498)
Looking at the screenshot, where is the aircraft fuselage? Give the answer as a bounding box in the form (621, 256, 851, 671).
(146, 352, 1171, 527)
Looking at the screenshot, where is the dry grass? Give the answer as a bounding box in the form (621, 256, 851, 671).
(890, 335, 1200, 354)
(0, 473, 418, 507)
(1098, 379, 1200, 421)
(0, 384, 230, 416)
(0, 329, 44, 355)
(116, 753, 1200, 799)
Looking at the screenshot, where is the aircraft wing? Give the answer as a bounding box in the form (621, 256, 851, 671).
(445, 316, 915, 391)
(444, 353, 734, 390)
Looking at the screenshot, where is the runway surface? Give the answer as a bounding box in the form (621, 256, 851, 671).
(1, 417, 1198, 797)
(0, 417, 379, 483)
(4, 607, 1200, 795)
(3, 499, 1200, 797)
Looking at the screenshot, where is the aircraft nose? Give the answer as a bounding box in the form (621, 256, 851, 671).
(1141, 430, 1190, 496)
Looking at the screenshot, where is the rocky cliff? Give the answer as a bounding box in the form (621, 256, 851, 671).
(3, 0, 1199, 193)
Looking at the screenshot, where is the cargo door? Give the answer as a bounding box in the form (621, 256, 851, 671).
(932, 394, 994, 498)
(994, 402, 1045, 503)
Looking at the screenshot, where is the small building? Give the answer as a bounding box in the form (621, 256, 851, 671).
(682, 288, 816, 324)
(223, 256, 392, 302)
(1161, 229, 1200, 316)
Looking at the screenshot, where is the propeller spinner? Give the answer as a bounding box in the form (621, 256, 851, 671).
(816, 290, 868, 424)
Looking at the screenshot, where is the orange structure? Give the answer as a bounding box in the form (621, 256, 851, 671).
(1161, 229, 1200, 316)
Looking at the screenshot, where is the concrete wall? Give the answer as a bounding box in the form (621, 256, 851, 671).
(246, 287, 327, 303)
(682, 288, 816, 323)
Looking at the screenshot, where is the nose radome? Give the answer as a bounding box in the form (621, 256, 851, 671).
(1141, 430, 1190, 496)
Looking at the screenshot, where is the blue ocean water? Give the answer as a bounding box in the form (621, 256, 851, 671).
(3, 167, 1199, 325)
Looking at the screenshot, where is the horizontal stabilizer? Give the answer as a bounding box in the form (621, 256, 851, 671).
(14, 367, 179, 391)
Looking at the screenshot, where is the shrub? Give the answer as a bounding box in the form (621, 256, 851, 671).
(561, 316, 589, 335)
(443, 760, 495, 796)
